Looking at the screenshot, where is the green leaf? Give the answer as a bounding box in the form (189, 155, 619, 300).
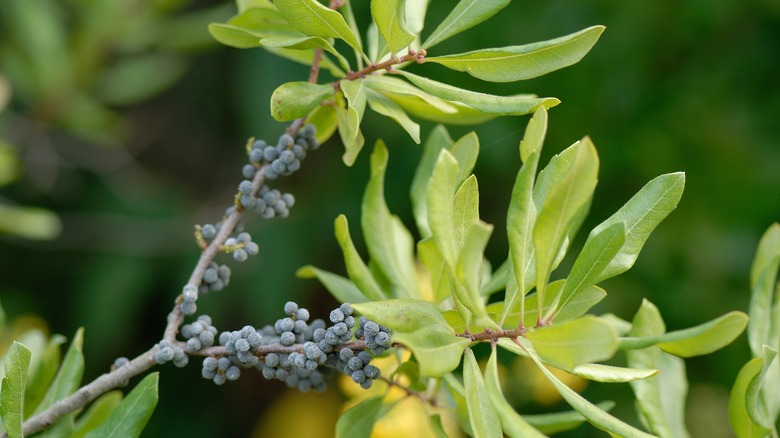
(443, 374, 474, 436)
(570, 363, 658, 383)
(71, 391, 123, 438)
(24, 334, 66, 417)
(394, 70, 559, 115)
(454, 176, 480, 249)
(590, 173, 686, 284)
(463, 349, 503, 438)
(400, 0, 429, 35)
(259, 36, 351, 71)
(428, 149, 460, 269)
(366, 90, 421, 143)
(296, 266, 369, 304)
(425, 26, 605, 82)
(504, 108, 547, 326)
(422, 0, 511, 49)
(427, 414, 450, 438)
(481, 259, 509, 297)
(363, 76, 495, 125)
(270, 81, 332, 122)
(455, 221, 494, 324)
(208, 23, 262, 48)
(748, 223, 780, 358)
(545, 223, 625, 321)
(84, 373, 158, 438)
(523, 401, 616, 435)
(1, 342, 31, 438)
(626, 300, 690, 438)
(353, 300, 470, 377)
(526, 348, 656, 437)
(361, 141, 419, 299)
(527, 316, 618, 370)
(729, 347, 776, 438)
(35, 328, 84, 415)
(264, 45, 345, 77)
(533, 138, 598, 314)
(484, 348, 546, 437)
(335, 105, 366, 166)
(493, 282, 606, 329)
(335, 395, 397, 438)
(411, 125, 453, 237)
(418, 238, 454, 304)
(274, 0, 362, 53)
(745, 346, 777, 429)
(334, 215, 386, 301)
(620, 309, 749, 358)
(450, 132, 480, 187)
(340, 80, 367, 138)
(371, 0, 415, 54)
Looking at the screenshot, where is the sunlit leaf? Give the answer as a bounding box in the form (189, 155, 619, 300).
(366, 90, 420, 143)
(296, 266, 369, 304)
(484, 348, 546, 437)
(527, 316, 618, 370)
(274, 0, 362, 53)
(394, 70, 559, 115)
(523, 401, 615, 435)
(425, 26, 605, 82)
(353, 300, 470, 376)
(335, 105, 365, 166)
(341, 79, 367, 142)
(570, 363, 658, 383)
(259, 36, 351, 71)
(84, 373, 158, 438)
(0, 342, 31, 438)
(590, 173, 686, 284)
(463, 348, 502, 438)
(400, 0, 429, 35)
(533, 138, 598, 314)
(545, 223, 625, 321)
(455, 221, 494, 323)
(270, 81, 332, 121)
(427, 149, 460, 268)
(422, 0, 511, 49)
(371, 0, 415, 54)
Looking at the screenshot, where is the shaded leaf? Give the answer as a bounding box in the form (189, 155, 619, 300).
(0, 342, 31, 438)
(526, 348, 656, 437)
(71, 391, 123, 438)
(626, 300, 690, 438)
(395, 70, 559, 115)
(463, 348, 503, 438)
(411, 125, 453, 237)
(335, 105, 365, 166)
(729, 347, 776, 438)
(335, 395, 398, 438)
(305, 102, 339, 145)
(425, 26, 605, 82)
(24, 334, 66, 417)
(270, 81, 332, 121)
(422, 0, 511, 49)
(334, 215, 386, 301)
(361, 141, 419, 298)
(484, 348, 546, 437)
(455, 221, 494, 324)
(748, 223, 780, 358)
(340, 79, 367, 141)
(523, 401, 616, 435)
(297, 266, 369, 304)
(35, 328, 84, 415)
(274, 0, 362, 52)
(84, 373, 158, 438)
(527, 316, 618, 370)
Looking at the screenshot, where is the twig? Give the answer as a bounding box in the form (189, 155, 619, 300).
(379, 376, 438, 408)
(456, 327, 527, 342)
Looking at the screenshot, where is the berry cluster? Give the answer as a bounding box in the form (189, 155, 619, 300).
(180, 260, 232, 316)
(197, 302, 392, 393)
(356, 317, 393, 355)
(181, 315, 218, 352)
(238, 184, 295, 219)
(154, 340, 188, 367)
(242, 125, 319, 181)
(223, 231, 259, 262)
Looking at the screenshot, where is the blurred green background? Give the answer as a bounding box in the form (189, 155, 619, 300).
(1, 0, 778, 436)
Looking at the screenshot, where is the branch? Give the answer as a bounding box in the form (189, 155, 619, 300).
(457, 327, 527, 343)
(333, 48, 426, 91)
